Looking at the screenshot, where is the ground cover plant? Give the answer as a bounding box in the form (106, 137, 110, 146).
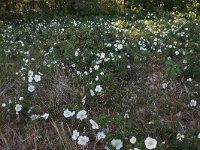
(0, 2, 200, 150)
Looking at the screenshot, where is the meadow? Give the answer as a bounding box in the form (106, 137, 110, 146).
(0, 3, 200, 150)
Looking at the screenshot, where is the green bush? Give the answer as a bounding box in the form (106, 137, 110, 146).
(125, 0, 199, 12)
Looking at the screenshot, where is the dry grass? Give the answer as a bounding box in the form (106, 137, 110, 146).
(0, 70, 78, 150)
(123, 70, 200, 132)
(30, 70, 78, 117)
(0, 121, 75, 150)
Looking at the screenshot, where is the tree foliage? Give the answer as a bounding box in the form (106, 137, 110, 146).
(0, 0, 199, 19)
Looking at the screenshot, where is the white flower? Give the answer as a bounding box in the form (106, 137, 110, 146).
(157, 49, 162, 53)
(76, 71, 81, 75)
(94, 65, 100, 70)
(95, 85, 102, 93)
(175, 51, 179, 55)
(107, 43, 112, 47)
(84, 71, 88, 75)
(161, 83, 168, 89)
(111, 139, 123, 150)
(187, 78, 192, 82)
(148, 120, 154, 125)
(72, 130, 79, 140)
(100, 72, 104, 75)
(39, 72, 43, 76)
(71, 64, 76, 68)
(19, 97, 24, 101)
(30, 114, 40, 121)
(81, 96, 86, 105)
(117, 44, 123, 50)
(176, 133, 184, 141)
(89, 119, 99, 129)
(28, 76, 33, 82)
(2, 103, 6, 107)
(190, 99, 197, 107)
(130, 136, 137, 144)
(75, 51, 79, 57)
(33, 74, 41, 82)
(104, 58, 110, 62)
(76, 110, 87, 121)
(97, 131, 106, 140)
(77, 136, 89, 146)
(197, 133, 200, 139)
(28, 70, 34, 77)
(63, 109, 75, 118)
(133, 148, 140, 150)
(28, 84, 35, 92)
(15, 104, 22, 114)
(90, 89, 95, 96)
(100, 53, 106, 59)
(41, 113, 49, 120)
(140, 47, 147, 51)
(95, 76, 99, 81)
(183, 60, 187, 64)
(89, 67, 93, 73)
(124, 113, 130, 119)
(105, 145, 110, 150)
(144, 137, 157, 150)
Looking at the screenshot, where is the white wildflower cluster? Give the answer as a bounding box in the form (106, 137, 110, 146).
(190, 99, 197, 107)
(63, 109, 106, 146)
(63, 109, 75, 118)
(27, 70, 43, 92)
(63, 107, 159, 150)
(111, 139, 123, 149)
(108, 136, 157, 150)
(1, 96, 49, 120)
(177, 133, 185, 141)
(30, 113, 49, 121)
(15, 104, 23, 115)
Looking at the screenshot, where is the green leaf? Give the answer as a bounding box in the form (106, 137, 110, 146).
(165, 59, 182, 78)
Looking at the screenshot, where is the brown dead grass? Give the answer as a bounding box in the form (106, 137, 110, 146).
(123, 71, 200, 132)
(31, 70, 78, 116)
(0, 121, 75, 150)
(0, 70, 78, 150)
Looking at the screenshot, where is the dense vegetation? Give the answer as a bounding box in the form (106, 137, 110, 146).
(1, 0, 200, 18)
(0, 0, 200, 150)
